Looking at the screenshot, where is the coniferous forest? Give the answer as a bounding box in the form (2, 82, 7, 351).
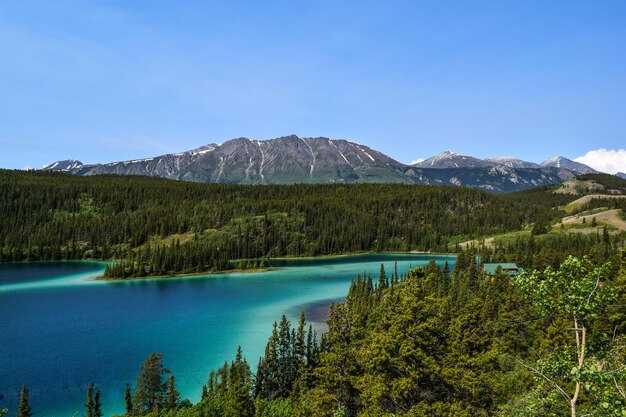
(0, 169, 571, 277)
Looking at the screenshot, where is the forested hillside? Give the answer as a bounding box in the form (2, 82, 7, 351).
(0, 169, 572, 278)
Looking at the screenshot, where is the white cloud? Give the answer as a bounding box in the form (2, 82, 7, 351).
(410, 158, 424, 165)
(22, 165, 33, 170)
(574, 149, 626, 174)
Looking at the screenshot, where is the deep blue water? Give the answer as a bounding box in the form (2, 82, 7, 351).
(0, 254, 455, 416)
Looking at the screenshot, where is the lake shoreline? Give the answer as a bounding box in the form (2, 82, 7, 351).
(97, 251, 456, 281)
(97, 266, 278, 281)
(1, 253, 457, 416)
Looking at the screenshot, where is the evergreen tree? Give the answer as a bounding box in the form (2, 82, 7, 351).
(94, 390, 103, 417)
(17, 385, 32, 417)
(294, 312, 306, 365)
(133, 353, 170, 414)
(85, 383, 94, 417)
(392, 260, 399, 286)
(165, 375, 180, 410)
(124, 384, 133, 415)
(377, 263, 388, 291)
(277, 315, 294, 397)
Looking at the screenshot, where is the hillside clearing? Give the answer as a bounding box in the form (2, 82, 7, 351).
(563, 194, 626, 213)
(561, 208, 626, 231)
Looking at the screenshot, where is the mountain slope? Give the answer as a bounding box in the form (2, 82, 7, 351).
(174, 136, 409, 184)
(44, 144, 218, 178)
(484, 157, 540, 169)
(43, 135, 577, 192)
(413, 151, 492, 168)
(540, 156, 598, 174)
(42, 160, 84, 171)
(405, 166, 574, 193)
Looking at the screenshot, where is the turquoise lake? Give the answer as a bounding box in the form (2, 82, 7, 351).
(0, 254, 455, 416)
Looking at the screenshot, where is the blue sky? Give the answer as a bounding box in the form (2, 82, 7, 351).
(1, 1, 625, 170)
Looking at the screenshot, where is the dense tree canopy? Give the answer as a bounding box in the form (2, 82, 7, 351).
(0, 169, 571, 277)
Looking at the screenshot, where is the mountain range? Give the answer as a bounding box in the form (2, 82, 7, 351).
(412, 151, 598, 174)
(43, 135, 599, 193)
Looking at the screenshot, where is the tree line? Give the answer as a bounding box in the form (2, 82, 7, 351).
(0, 169, 574, 277)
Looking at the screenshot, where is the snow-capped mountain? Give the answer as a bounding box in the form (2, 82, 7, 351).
(616, 172, 626, 179)
(540, 156, 598, 175)
(412, 151, 492, 168)
(410, 152, 595, 175)
(43, 136, 579, 193)
(483, 157, 540, 169)
(42, 159, 84, 171)
(44, 136, 408, 184)
(44, 144, 219, 178)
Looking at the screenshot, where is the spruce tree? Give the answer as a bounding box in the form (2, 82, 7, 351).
(277, 315, 293, 397)
(305, 323, 314, 366)
(17, 385, 32, 417)
(94, 390, 103, 417)
(133, 353, 170, 413)
(295, 312, 306, 364)
(124, 384, 133, 415)
(85, 383, 94, 417)
(392, 260, 399, 285)
(377, 263, 388, 291)
(165, 376, 180, 410)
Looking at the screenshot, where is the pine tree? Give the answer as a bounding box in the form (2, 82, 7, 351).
(124, 384, 133, 415)
(294, 312, 306, 364)
(377, 263, 388, 291)
(305, 323, 315, 366)
(392, 260, 399, 285)
(17, 385, 32, 417)
(277, 315, 293, 397)
(165, 375, 180, 410)
(86, 383, 94, 417)
(133, 353, 170, 413)
(227, 347, 255, 417)
(94, 390, 103, 417)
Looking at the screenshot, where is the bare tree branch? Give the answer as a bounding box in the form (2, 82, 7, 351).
(586, 270, 601, 306)
(516, 357, 571, 404)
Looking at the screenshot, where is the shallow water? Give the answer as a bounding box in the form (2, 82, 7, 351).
(0, 254, 455, 416)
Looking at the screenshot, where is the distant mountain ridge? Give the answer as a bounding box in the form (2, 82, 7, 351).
(412, 151, 492, 169)
(44, 135, 579, 193)
(540, 156, 599, 174)
(413, 151, 596, 174)
(483, 157, 540, 169)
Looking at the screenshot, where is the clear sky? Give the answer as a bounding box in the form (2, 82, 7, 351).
(1, 1, 625, 171)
